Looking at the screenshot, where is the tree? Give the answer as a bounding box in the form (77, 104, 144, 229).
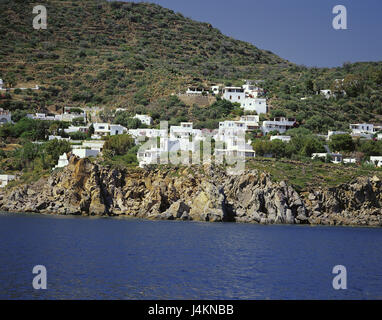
(376, 70, 382, 85)
(42, 139, 72, 167)
(305, 79, 314, 94)
(301, 136, 325, 157)
(252, 139, 270, 157)
(114, 112, 144, 129)
(5, 72, 17, 88)
(329, 134, 354, 152)
(342, 74, 364, 97)
(359, 140, 382, 157)
(69, 131, 87, 140)
(87, 123, 95, 138)
(49, 122, 60, 135)
(269, 139, 286, 158)
(103, 134, 135, 156)
(72, 117, 85, 126)
(270, 109, 286, 119)
(20, 142, 39, 166)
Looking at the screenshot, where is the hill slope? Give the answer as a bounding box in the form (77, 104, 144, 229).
(0, 0, 382, 133)
(0, 0, 288, 110)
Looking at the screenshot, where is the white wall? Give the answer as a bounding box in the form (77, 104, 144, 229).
(241, 98, 267, 114)
(222, 87, 245, 103)
(72, 149, 99, 159)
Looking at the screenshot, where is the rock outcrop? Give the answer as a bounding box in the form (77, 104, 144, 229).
(305, 176, 382, 226)
(1, 155, 382, 227)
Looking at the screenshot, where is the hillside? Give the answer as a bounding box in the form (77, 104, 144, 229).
(0, 0, 286, 109)
(0, 0, 382, 133)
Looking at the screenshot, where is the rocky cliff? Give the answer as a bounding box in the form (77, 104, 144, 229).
(1, 155, 382, 227)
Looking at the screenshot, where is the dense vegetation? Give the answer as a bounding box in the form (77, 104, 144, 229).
(265, 65, 382, 132)
(0, 0, 284, 114)
(250, 128, 382, 162)
(102, 133, 138, 167)
(0, 138, 72, 183)
(246, 157, 382, 192)
(1, 0, 381, 133)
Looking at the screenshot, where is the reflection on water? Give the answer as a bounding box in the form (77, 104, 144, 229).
(0, 212, 382, 299)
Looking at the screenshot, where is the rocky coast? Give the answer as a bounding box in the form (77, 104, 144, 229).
(1, 155, 382, 227)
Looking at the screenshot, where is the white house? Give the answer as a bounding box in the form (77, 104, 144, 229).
(48, 135, 70, 141)
(242, 80, 263, 97)
(241, 97, 267, 114)
(222, 86, 267, 114)
(72, 148, 100, 159)
(214, 120, 255, 159)
(64, 125, 89, 134)
(222, 87, 245, 103)
(170, 122, 202, 152)
(218, 120, 246, 134)
(270, 135, 291, 143)
(312, 153, 343, 164)
(214, 141, 255, 159)
(110, 124, 127, 135)
(26, 112, 86, 123)
(242, 84, 259, 97)
(0, 174, 15, 188)
(128, 128, 167, 139)
(320, 90, 334, 99)
(59, 108, 87, 123)
(186, 87, 206, 95)
(137, 138, 180, 167)
(93, 123, 110, 136)
(211, 85, 220, 95)
(93, 123, 127, 136)
(27, 113, 56, 121)
(0, 108, 12, 125)
(240, 115, 260, 130)
(350, 124, 374, 135)
(217, 117, 260, 137)
(370, 156, 382, 167)
(262, 118, 296, 134)
(81, 140, 105, 152)
(214, 130, 255, 158)
(327, 130, 348, 141)
(54, 153, 70, 170)
(133, 114, 153, 126)
(170, 122, 193, 137)
(343, 158, 357, 164)
(320, 88, 346, 99)
(72, 140, 105, 152)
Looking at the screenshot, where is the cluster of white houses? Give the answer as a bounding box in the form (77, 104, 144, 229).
(4, 96, 382, 182)
(136, 118, 259, 167)
(47, 116, 382, 169)
(27, 107, 87, 123)
(185, 80, 267, 115)
(136, 114, 293, 167)
(0, 79, 39, 92)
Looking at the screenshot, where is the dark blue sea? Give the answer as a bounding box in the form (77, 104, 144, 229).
(0, 212, 381, 299)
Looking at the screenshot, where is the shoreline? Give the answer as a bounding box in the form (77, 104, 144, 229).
(1, 209, 381, 229)
(1, 156, 382, 228)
